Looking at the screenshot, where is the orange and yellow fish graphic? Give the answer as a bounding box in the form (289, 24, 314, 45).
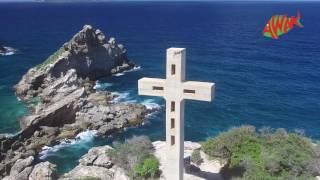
(263, 12, 303, 39)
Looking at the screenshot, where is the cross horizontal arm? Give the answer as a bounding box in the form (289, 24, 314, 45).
(138, 78, 166, 97)
(182, 81, 215, 101)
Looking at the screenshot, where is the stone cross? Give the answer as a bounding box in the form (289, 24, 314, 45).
(138, 48, 215, 180)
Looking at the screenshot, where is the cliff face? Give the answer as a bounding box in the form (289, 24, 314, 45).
(15, 25, 134, 101)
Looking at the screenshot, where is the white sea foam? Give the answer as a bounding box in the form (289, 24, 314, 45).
(0, 133, 15, 138)
(124, 66, 142, 73)
(39, 130, 97, 159)
(125, 100, 138, 103)
(113, 73, 125, 77)
(1, 51, 15, 56)
(93, 81, 112, 90)
(111, 91, 131, 103)
(141, 99, 162, 110)
(112, 66, 142, 77)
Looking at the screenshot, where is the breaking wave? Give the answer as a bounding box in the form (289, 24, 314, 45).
(113, 72, 125, 77)
(111, 91, 131, 103)
(93, 81, 112, 91)
(112, 66, 142, 77)
(141, 99, 162, 110)
(39, 130, 97, 159)
(140, 99, 163, 119)
(111, 91, 162, 111)
(124, 66, 142, 73)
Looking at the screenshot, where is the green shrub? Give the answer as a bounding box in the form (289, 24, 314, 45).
(134, 155, 160, 178)
(202, 126, 320, 179)
(107, 136, 160, 179)
(191, 149, 203, 165)
(37, 47, 65, 70)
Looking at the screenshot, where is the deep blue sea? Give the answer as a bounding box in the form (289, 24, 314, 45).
(0, 1, 320, 174)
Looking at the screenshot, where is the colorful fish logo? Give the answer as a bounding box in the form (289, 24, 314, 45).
(263, 12, 303, 39)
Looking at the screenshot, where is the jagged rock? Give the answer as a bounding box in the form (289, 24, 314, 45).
(61, 165, 114, 180)
(9, 156, 34, 176)
(76, 100, 147, 136)
(93, 154, 113, 168)
(0, 45, 6, 52)
(3, 166, 33, 180)
(87, 91, 112, 106)
(29, 162, 57, 180)
(79, 146, 113, 168)
(20, 87, 85, 129)
(61, 145, 127, 180)
(15, 25, 134, 101)
(15, 166, 33, 180)
(0, 25, 152, 179)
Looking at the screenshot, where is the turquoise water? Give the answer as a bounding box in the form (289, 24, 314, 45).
(0, 1, 320, 174)
(0, 92, 27, 133)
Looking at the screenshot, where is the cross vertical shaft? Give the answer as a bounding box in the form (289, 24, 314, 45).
(164, 48, 186, 180)
(165, 99, 185, 180)
(138, 48, 215, 180)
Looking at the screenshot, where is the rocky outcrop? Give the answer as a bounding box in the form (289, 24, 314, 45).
(3, 155, 56, 180)
(61, 141, 226, 180)
(29, 162, 57, 180)
(0, 45, 6, 52)
(15, 25, 134, 101)
(9, 156, 34, 176)
(60, 145, 128, 180)
(0, 25, 152, 179)
(0, 45, 16, 55)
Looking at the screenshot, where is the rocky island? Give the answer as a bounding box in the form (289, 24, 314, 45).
(0, 45, 16, 56)
(0, 25, 152, 179)
(0, 45, 7, 53)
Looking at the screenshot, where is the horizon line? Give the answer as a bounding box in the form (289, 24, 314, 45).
(1, 0, 320, 2)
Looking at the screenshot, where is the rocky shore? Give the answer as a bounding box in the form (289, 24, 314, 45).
(0, 25, 153, 179)
(57, 141, 225, 180)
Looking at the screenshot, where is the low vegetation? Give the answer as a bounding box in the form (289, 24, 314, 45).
(36, 47, 65, 70)
(191, 149, 203, 165)
(107, 136, 160, 179)
(134, 155, 160, 178)
(202, 126, 320, 180)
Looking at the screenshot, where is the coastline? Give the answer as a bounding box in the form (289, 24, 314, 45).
(0, 25, 158, 179)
